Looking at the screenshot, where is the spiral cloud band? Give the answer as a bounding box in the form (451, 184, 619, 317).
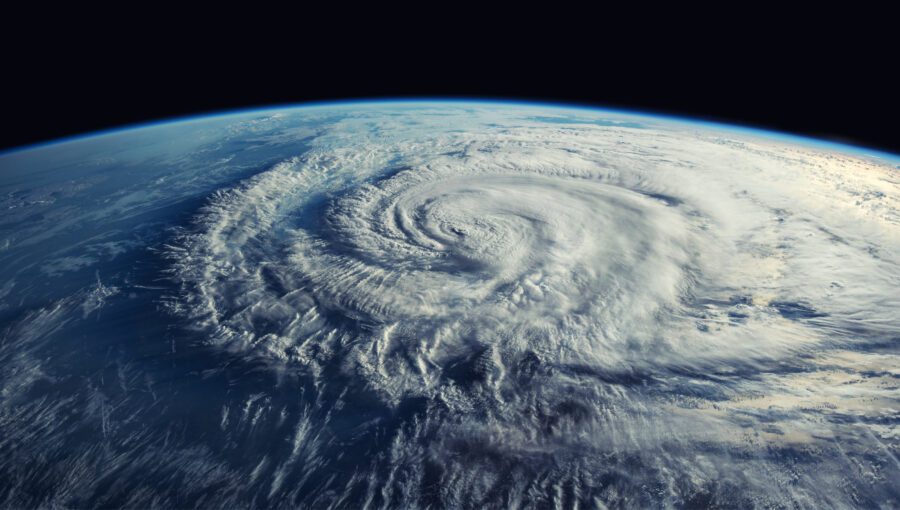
(165, 107, 899, 506)
(1, 104, 897, 507)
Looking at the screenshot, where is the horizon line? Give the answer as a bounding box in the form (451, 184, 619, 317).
(2, 98, 897, 162)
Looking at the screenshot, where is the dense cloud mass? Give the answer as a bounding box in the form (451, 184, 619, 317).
(0, 104, 898, 508)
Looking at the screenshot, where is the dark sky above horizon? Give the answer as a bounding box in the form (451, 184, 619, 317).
(2, 14, 895, 154)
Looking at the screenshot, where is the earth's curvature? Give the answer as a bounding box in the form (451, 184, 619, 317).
(0, 101, 898, 508)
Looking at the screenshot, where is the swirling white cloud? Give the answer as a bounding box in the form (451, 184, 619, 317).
(160, 106, 900, 506)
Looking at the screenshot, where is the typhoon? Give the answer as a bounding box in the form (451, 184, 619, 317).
(0, 102, 898, 508)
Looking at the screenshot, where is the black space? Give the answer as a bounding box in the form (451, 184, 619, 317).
(2, 14, 896, 154)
